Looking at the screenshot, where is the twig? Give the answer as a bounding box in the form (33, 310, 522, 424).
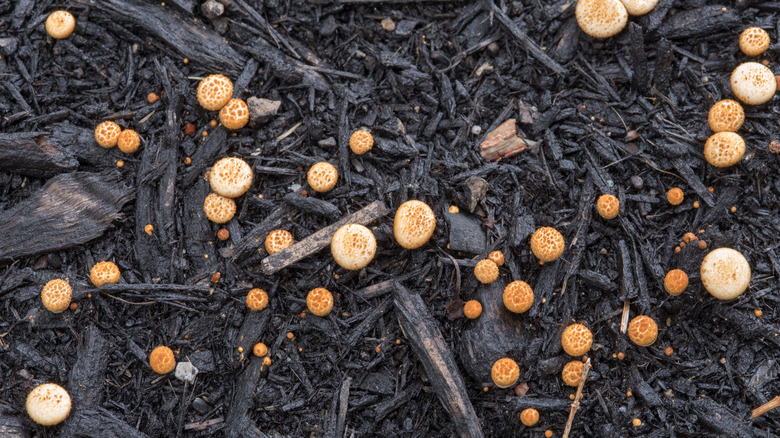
(562, 357, 592, 438)
(620, 300, 630, 334)
(752, 396, 780, 419)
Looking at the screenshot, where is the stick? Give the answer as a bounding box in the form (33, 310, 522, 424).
(0, 132, 78, 177)
(260, 201, 388, 275)
(562, 357, 592, 438)
(752, 396, 780, 419)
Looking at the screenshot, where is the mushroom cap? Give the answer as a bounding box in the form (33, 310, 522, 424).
(306, 287, 334, 317)
(41, 279, 72, 313)
(731, 62, 776, 105)
(488, 250, 505, 267)
(94, 121, 122, 148)
(209, 157, 253, 198)
(561, 323, 593, 356)
(491, 358, 520, 388)
(530, 227, 565, 262)
(704, 132, 745, 168)
(349, 130, 374, 154)
(474, 259, 499, 284)
(393, 200, 436, 249)
(562, 360, 585, 387)
(463, 300, 483, 319)
(117, 129, 141, 153)
(149, 346, 176, 374)
(45, 10, 75, 39)
(503, 280, 534, 314)
(246, 288, 269, 311)
(575, 0, 628, 39)
(197, 74, 233, 111)
(596, 194, 620, 219)
(219, 98, 249, 130)
(666, 187, 684, 206)
(700, 248, 751, 300)
(627, 315, 658, 346)
(619, 0, 658, 15)
(89, 261, 120, 287)
(253, 342, 268, 357)
(203, 193, 237, 224)
(664, 269, 689, 295)
(265, 229, 293, 255)
(331, 224, 377, 270)
(26, 383, 71, 426)
(739, 27, 770, 57)
(520, 408, 540, 427)
(708, 100, 745, 133)
(307, 162, 339, 193)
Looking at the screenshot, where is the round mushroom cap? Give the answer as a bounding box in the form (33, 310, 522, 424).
(331, 224, 377, 270)
(209, 157, 253, 198)
(203, 193, 237, 224)
(704, 132, 745, 168)
(117, 129, 141, 153)
(89, 261, 120, 287)
(41, 279, 72, 313)
(393, 200, 436, 249)
(596, 194, 620, 219)
(219, 98, 249, 130)
(26, 383, 71, 426)
(197, 74, 234, 111)
(708, 99, 745, 133)
(253, 342, 268, 357)
(45, 10, 75, 39)
(562, 360, 585, 387)
(619, 0, 658, 15)
(739, 27, 770, 57)
(664, 269, 689, 295)
(488, 250, 505, 267)
(349, 130, 374, 154)
(463, 300, 482, 319)
(700, 248, 751, 300)
(94, 121, 122, 148)
(307, 162, 339, 193)
(265, 229, 293, 255)
(149, 346, 176, 374)
(666, 187, 684, 206)
(503, 280, 534, 313)
(530, 227, 565, 262)
(246, 288, 269, 311)
(627, 315, 658, 346)
(520, 408, 540, 427)
(575, 0, 629, 39)
(731, 62, 776, 105)
(306, 287, 334, 317)
(491, 358, 520, 388)
(561, 323, 593, 357)
(474, 259, 499, 284)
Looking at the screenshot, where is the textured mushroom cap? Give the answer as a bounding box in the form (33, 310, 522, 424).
(219, 98, 249, 130)
(700, 248, 751, 300)
(488, 250, 505, 267)
(503, 280, 534, 313)
(149, 346, 176, 374)
(41, 279, 72, 313)
(45, 10, 75, 39)
(708, 100, 745, 133)
(253, 342, 268, 357)
(561, 324, 593, 356)
(627, 315, 658, 346)
(393, 200, 436, 249)
(520, 408, 540, 427)
(26, 383, 71, 426)
(94, 121, 121, 148)
(739, 27, 770, 57)
(331, 224, 377, 270)
(704, 132, 745, 168)
(306, 287, 334, 317)
(203, 193, 236, 224)
(209, 157, 253, 198)
(562, 360, 585, 387)
(664, 269, 689, 295)
(530, 227, 565, 262)
(307, 162, 339, 193)
(463, 300, 482, 319)
(731, 62, 776, 105)
(349, 130, 374, 154)
(491, 358, 520, 388)
(117, 129, 141, 153)
(619, 0, 658, 15)
(474, 259, 499, 284)
(575, 0, 628, 38)
(265, 229, 293, 255)
(596, 194, 620, 219)
(246, 288, 269, 311)
(666, 187, 684, 206)
(197, 74, 233, 111)
(89, 261, 120, 287)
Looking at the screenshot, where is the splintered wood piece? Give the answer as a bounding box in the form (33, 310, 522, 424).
(479, 119, 536, 162)
(393, 282, 484, 438)
(752, 396, 780, 419)
(0, 132, 78, 177)
(0, 172, 132, 262)
(260, 200, 388, 275)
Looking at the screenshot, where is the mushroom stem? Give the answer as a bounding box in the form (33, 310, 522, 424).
(752, 395, 780, 419)
(562, 357, 592, 438)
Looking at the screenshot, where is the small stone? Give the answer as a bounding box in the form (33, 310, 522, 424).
(381, 17, 396, 32)
(630, 175, 644, 190)
(471, 125, 482, 135)
(175, 361, 199, 384)
(247, 97, 281, 125)
(318, 137, 337, 148)
(462, 176, 489, 213)
(201, 0, 224, 19)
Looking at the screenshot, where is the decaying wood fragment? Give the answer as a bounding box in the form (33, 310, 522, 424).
(752, 396, 780, 419)
(260, 201, 388, 275)
(479, 119, 536, 162)
(393, 282, 484, 438)
(0, 132, 78, 177)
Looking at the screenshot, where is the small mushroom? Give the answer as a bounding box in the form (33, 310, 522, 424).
(94, 121, 122, 148)
(265, 229, 293, 255)
(561, 323, 593, 356)
(463, 300, 482, 319)
(45, 11, 75, 39)
(739, 27, 770, 57)
(117, 129, 141, 153)
(666, 187, 684, 206)
(627, 315, 658, 346)
(197, 74, 233, 111)
(488, 250, 505, 267)
(704, 132, 745, 168)
(203, 193, 237, 224)
(474, 259, 499, 284)
(491, 358, 520, 388)
(708, 99, 745, 133)
(596, 194, 620, 219)
(349, 130, 374, 154)
(253, 342, 268, 357)
(575, 0, 628, 39)
(731, 62, 776, 105)
(246, 288, 269, 311)
(700, 248, 750, 300)
(663, 269, 688, 296)
(306, 287, 334, 317)
(393, 200, 436, 250)
(26, 383, 71, 426)
(89, 261, 120, 287)
(503, 280, 534, 314)
(331, 224, 376, 270)
(218, 98, 249, 130)
(149, 346, 176, 374)
(530, 227, 565, 262)
(41, 279, 72, 313)
(209, 157, 253, 198)
(307, 162, 339, 193)
(619, 0, 658, 16)
(520, 408, 540, 427)
(562, 360, 584, 387)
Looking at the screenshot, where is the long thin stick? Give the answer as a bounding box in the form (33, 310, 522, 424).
(752, 396, 780, 419)
(562, 358, 592, 438)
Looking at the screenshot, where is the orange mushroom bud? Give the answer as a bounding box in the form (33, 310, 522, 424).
(463, 300, 482, 319)
(89, 261, 120, 287)
(562, 360, 585, 387)
(520, 408, 540, 427)
(474, 259, 499, 284)
(488, 250, 505, 267)
(196, 74, 233, 111)
(41, 279, 72, 313)
(218, 98, 249, 130)
(253, 342, 268, 357)
(627, 315, 658, 346)
(393, 200, 436, 249)
(596, 194, 620, 219)
(561, 323, 593, 356)
(666, 187, 684, 206)
(708, 100, 745, 133)
(491, 357, 520, 388)
(307, 162, 338, 193)
(349, 129, 374, 154)
(246, 288, 269, 311)
(203, 193, 236, 224)
(209, 157, 253, 198)
(117, 129, 141, 153)
(94, 121, 122, 148)
(530, 227, 565, 262)
(663, 269, 688, 296)
(306, 287, 334, 317)
(503, 280, 534, 314)
(149, 345, 176, 374)
(265, 229, 294, 255)
(330, 224, 377, 270)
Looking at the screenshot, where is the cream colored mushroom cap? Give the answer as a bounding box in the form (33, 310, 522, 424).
(700, 248, 751, 300)
(703, 132, 745, 168)
(619, 0, 658, 16)
(393, 200, 436, 249)
(209, 157, 253, 198)
(575, 0, 628, 39)
(331, 224, 377, 270)
(730, 62, 776, 105)
(45, 11, 75, 39)
(26, 383, 71, 426)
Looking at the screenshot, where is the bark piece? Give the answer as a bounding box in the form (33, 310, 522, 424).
(0, 132, 78, 177)
(479, 119, 536, 162)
